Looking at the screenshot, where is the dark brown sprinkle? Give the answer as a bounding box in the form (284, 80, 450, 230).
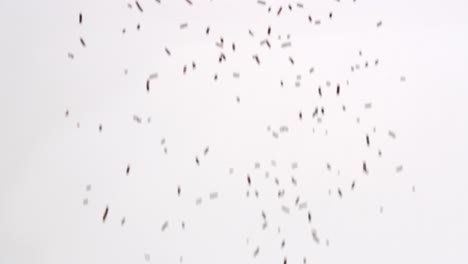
(329, 12, 333, 19)
(195, 156, 200, 165)
(308, 212, 311, 222)
(209, 192, 219, 200)
(366, 134, 370, 146)
(236, 96, 240, 103)
(79, 13, 82, 24)
(206, 26, 210, 35)
(102, 206, 109, 222)
(284, 257, 287, 264)
(192, 61, 196, 69)
(177, 186, 181, 196)
(337, 188, 342, 198)
(396, 165, 404, 173)
(137, 24, 140, 30)
(80, 37, 86, 47)
(253, 55, 260, 65)
(289, 57, 295, 65)
(377, 21, 382, 27)
(336, 84, 340, 95)
(247, 175, 251, 185)
(180, 23, 188, 29)
(232, 43, 236, 51)
(126, 164, 130, 175)
(318, 87, 322, 97)
(308, 15, 312, 22)
(248, 29, 254, 36)
(161, 221, 169, 231)
(257, 0, 266, 5)
(351, 180, 356, 190)
(65, 110, 69, 117)
(363, 161, 368, 174)
(185, 0, 193, 5)
(299, 111, 302, 120)
(291, 177, 297, 185)
(98, 124, 102, 132)
(277, 6, 282, 16)
(312, 229, 319, 243)
(121, 217, 126, 225)
(67, 52, 74, 59)
(135, 0, 143, 12)
(146, 79, 150, 92)
(288, 4, 292, 10)
(281, 239, 285, 248)
(165, 47, 171, 56)
(267, 26, 271, 35)
(133, 115, 142, 123)
(253, 246, 260, 257)
(214, 74, 218, 81)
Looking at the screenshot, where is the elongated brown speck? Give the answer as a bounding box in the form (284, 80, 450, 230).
(80, 37, 86, 47)
(135, 1, 143, 12)
(102, 206, 109, 222)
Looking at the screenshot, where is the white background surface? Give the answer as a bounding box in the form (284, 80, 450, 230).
(1, 0, 468, 263)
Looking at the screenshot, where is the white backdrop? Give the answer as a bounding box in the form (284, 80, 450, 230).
(1, 0, 468, 263)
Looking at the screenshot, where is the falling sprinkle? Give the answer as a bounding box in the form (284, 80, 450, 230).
(253, 246, 260, 257)
(135, 1, 143, 12)
(161, 221, 169, 231)
(80, 37, 86, 47)
(209, 192, 218, 200)
(396, 165, 404, 173)
(102, 206, 109, 222)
